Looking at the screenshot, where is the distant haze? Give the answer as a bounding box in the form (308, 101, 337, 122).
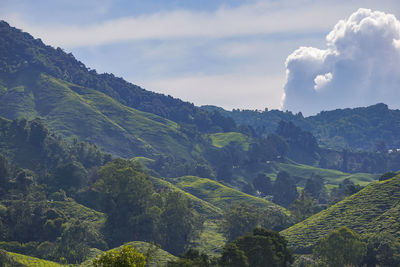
(282, 8, 400, 115)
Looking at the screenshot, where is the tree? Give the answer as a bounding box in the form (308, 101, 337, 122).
(329, 178, 362, 204)
(222, 228, 293, 267)
(158, 191, 203, 255)
(167, 248, 218, 267)
(253, 173, 273, 196)
(93, 245, 146, 267)
(54, 161, 87, 193)
(220, 203, 262, 242)
(273, 171, 298, 207)
(313, 226, 367, 267)
(364, 233, 400, 267)
(220, 243, 248, 267)
(289, 191, 316, 223)
(304, 174, 327, 204)
(0, 154, 10, 188)
(94, 159, 156, 246)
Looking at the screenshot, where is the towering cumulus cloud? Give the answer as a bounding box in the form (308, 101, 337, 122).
(282, 9, 400, 115)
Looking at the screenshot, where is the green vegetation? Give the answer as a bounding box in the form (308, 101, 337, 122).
(220, 203, 289, 242)
(209, 132, 250, 150)
(281, 174, 400, 253)
(203, 103, 400, 151)
(0, 72, 194, 160)
(92, 245, 146, 267)
(313, 226, 367, 267)
(192, 221, 226, 257)
(277, 162, 379, 187)
(8, 252, 71, 266)
(2, 20, 400, 266)
(220, 228, 293, 267)
(169, 176, 287, 212)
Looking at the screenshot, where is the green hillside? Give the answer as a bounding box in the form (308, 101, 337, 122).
(169, 176, 288, 213)
(0, 20, 237, 135)
(8, 240, 177, 267)
(150, 176, 222, 217)
(81, 241, 177, 267)
(202, 103, 400, 151)
(0, 71, 194, 159)
(276, 162, 379, 187)
(209, 132, 250, 150)
(8, 252, 69, 266)
(281, 174, 400, 253)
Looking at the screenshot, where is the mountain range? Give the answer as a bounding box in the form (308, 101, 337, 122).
(0, 20, 400, 266)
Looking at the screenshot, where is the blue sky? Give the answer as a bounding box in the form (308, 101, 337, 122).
(1, 0, 399, 111)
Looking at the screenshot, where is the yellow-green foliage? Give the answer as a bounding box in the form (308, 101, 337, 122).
(192, 220, 226, 257)
(8, 252, 72, 267)
(277, 162, 379, 187)
(49, 201, 106, 231)
(281, 175, 400, 253)
(0, 72, 195, 159)
(170, 176, 287, 213)
(209, 132, 250, 150)
(92, 245, 146, 267)
(150, 177, 222, 217)
(86, 242, 176, 267)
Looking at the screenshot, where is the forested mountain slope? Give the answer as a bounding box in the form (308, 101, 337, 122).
(0, 70, 194, 159)
(0, 21, 237, 134)
(202, 103, 400, 151)
(281, 174, 400, 253)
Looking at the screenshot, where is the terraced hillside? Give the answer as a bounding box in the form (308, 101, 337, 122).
(0, 71, 194, 159)
(281, 174, 400, 253)
(7, 241, 177, 267)
(209, 132, 250, 150)
(275, 162, 379, 188)
(169, 176, 287, 213)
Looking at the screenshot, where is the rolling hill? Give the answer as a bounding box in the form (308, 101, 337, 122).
(281, 174, 400, 253)
(202, 103, 400, 151)
(0, 70, 194, 159)
(168, 176, 287, 213)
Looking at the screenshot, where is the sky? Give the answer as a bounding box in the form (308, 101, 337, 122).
(1, 0, 400, 114)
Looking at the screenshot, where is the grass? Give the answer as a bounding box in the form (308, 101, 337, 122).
(49, 201, 106, 231)
(0, 72, 198, 160)
(192, 220, 226, 257)
(150, 177, 222, 217)
(281, 174, 400, 253)
(209, 132, 250, 150)
(8, 252, 73, 266)
(169, 176, 288, 214)
(277, 162, 379, 186)
(8, 240, 177, 267)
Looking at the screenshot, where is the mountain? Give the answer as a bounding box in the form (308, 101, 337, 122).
(281, 173, 400, 253)
(0, 20, 237, 135)
(0, 69, 196, 159)
(202, 103, 400, 151)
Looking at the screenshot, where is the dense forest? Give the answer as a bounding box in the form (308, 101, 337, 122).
(0, 20, 400, 266)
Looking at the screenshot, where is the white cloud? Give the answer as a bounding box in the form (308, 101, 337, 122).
(146, 73, 285, 111)
(314, 73, 333, 90)
(282, 8, 400, 115)
(3, 1, 349, 48)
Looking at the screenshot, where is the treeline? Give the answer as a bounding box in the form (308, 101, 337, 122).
(0, 21, 242, 135)
(167, 225, 400, 267)
(0, 118, 204, 263)
(203, 103, 400, 152)
(168, 227, 294, 267)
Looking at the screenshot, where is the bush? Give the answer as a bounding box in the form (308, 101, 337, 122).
(93, 245, 146, 267)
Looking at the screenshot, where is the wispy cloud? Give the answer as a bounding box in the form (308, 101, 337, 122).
(4, 1, 351, 48)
